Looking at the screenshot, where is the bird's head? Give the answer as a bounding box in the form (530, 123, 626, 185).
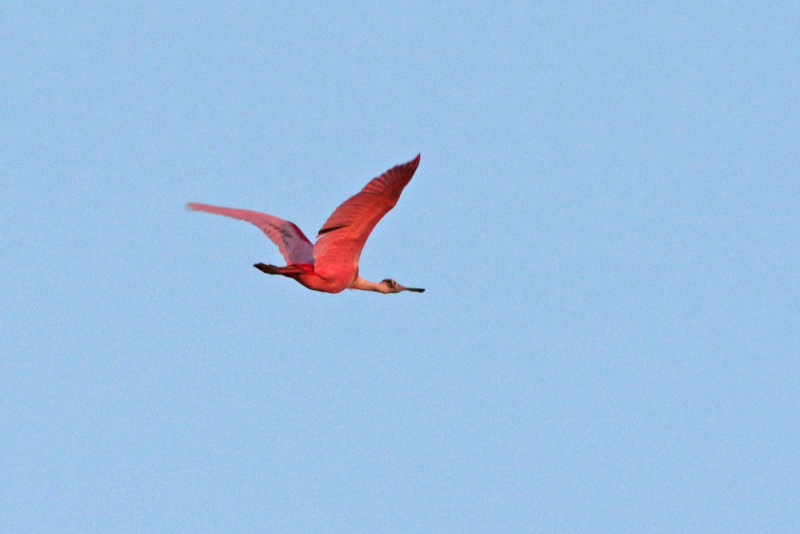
(380, 278, 425, 294)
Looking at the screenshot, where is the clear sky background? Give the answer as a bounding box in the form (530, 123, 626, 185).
(3, 2, 798, 533)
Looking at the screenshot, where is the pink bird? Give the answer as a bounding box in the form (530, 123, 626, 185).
(188, 154, 424, 294)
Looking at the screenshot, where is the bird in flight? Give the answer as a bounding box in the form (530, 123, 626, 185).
(188, 154, 424, 294)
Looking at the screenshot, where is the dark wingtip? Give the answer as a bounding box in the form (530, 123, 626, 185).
(397, 154, 421, 173)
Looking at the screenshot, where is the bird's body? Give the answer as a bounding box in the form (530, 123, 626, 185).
(188, 154, 424, 294)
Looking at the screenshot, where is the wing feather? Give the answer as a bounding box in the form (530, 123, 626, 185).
(313, 154, 420, 269)
(187, 203, 314, 265)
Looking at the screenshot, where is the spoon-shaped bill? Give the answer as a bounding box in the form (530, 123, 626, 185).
(401, 285, 425, 293)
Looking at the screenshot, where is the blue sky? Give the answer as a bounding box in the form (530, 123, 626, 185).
(3, 2, 798, 532)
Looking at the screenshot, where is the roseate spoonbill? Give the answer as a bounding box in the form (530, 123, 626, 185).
(188, 154, 425, 294)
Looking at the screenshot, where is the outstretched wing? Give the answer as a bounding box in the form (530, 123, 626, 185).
(313, 154, 420, 270)
(187, 203, 314, 265)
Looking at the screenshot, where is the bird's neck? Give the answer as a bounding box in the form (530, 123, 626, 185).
(350, 276, 388, 293)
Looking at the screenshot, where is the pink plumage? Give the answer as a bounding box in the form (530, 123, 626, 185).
(188, 154, 424, 294)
